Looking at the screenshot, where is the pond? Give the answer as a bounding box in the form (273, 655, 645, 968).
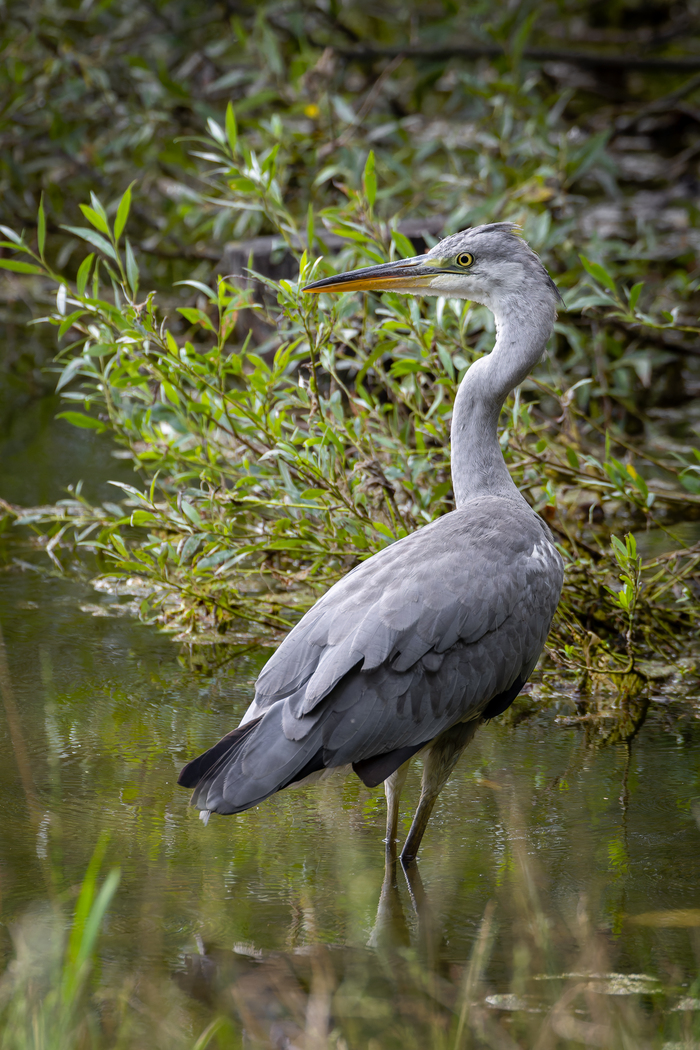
(1, 411, 700, 1048)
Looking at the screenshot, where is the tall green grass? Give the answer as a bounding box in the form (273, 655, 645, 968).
(0, 836, 120, 1050)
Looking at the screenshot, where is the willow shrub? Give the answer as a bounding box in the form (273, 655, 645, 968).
(2, 111, 700, 687)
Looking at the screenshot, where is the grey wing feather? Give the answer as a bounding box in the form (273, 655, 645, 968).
(254, 498, 554, 710)
(189, 496, 563, 814)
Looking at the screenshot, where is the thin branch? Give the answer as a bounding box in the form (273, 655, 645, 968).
(337, 43, 700, 73)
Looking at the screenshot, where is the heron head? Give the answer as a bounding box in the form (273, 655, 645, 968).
(303, 222, 560, 312)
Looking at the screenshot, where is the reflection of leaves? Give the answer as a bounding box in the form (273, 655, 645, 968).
(629, 909, 700, 927)
(607, 836, 629, 879)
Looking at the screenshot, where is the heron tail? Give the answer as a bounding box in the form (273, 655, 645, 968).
(177, 716, 263, 789)
(177, 702, 332, 816)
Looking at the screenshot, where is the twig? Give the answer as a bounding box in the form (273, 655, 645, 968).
(619, 70, 700, 130)
(318, 54, 406, 159)
(338, 43, 700, 73)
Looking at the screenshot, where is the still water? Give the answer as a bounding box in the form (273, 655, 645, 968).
(0, 415, 700, 1046)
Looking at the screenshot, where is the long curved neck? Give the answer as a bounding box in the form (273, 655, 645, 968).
(451, 297, 555, 508)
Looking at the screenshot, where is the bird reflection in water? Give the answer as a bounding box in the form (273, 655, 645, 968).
(177, 849, 452, 1050)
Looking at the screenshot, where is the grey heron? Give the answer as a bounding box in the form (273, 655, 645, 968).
(178, 222, 564, 865)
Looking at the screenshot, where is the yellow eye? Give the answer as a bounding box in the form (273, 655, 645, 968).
(456, 252, 473, 267)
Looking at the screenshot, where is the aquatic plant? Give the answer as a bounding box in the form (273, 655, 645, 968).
(0, 837, 120, 1050)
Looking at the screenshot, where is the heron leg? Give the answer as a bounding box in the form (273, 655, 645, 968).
(384, 761, 410, 850)
(400, 719, 481, 867)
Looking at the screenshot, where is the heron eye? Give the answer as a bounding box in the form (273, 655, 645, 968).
(456, 252, 473, 267)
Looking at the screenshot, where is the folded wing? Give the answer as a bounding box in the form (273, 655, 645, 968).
(179, 496, 563, 814)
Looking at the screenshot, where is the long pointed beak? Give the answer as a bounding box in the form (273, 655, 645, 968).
(303, 255, 439, 294)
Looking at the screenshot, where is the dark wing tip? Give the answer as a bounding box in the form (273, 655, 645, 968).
(177, 716, 263, 789)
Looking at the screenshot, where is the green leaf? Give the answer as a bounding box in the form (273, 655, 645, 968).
(436, 343, 454, 379)
(77, 867, 120, 974)
(174, 279, 217, 301)
(300, 487, 328, 499)
(628, 281, 644, 311)
(225, 102, 237, 153)
(177, 307, 215, 330)
(61, 225, 117, 261)
(180, 534, 203, 564)
(37, 194, 46, 258)
(510, 9, 537, 64)
(58, 310, 85, 339)
(363, 150, 376, 208)
(125, 238, 139, 299)
(566, 446, 580, 470)
(181, 501, 203, 527)
(680, 473, 700, 494)
(114, 181, 135, 242)
(56, 356, 88, 392)
(57, 411, 106, 431)
(80, 204, 111, 237)
(633, 472, 648, 499)
(109, 480, 151, 502)
(372, 521, 396, 539)
(131, 509, 158, 526)
(196, 549, 233, 570)
(0, 225, 23, 245)
(265, 539, 314, 551)
(0, 258, 43, 275)
(90, 192, 109, 222)
(579, 255, 617, 294)
(391, 229, 415, 259)
(611, 535, 628, 564)
(162, 381, 180, 406)
(110, 534, 129, 558)
(261, 142, 280, 176)
(85, 343, 114, 357)
(390, 358, 423, 377)
(207, 117, 226, 145)
(76, 253, 94, 296)
(192, 1018, 229, 1050)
